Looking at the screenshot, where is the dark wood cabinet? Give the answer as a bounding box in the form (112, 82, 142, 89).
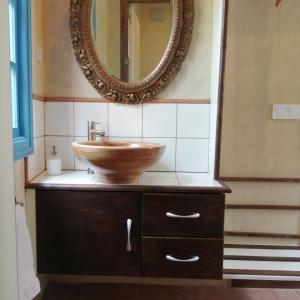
(36, 189, 225, 279)
(36, 190, 141, 275)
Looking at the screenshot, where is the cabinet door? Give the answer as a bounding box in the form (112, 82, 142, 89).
(36, 190, 141, 276)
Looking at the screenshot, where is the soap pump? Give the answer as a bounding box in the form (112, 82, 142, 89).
(46, 145, 62, 176)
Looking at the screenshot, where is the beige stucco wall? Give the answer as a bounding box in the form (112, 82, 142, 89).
(43, 0, 99, 98)
(42, 0, 212, 99)
(32, 0, 45, 95)
(220, 0, 300, 178)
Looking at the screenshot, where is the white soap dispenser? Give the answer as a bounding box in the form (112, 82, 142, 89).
(47, 146, 62, 176)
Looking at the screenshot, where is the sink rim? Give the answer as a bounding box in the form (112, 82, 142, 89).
(72, 140, 166, 151)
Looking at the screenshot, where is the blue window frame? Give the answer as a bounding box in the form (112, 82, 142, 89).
(8, 0, 33, 161)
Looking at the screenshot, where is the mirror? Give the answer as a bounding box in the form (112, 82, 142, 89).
(91, 0, 173, 83)
(70, 0, 194, 104)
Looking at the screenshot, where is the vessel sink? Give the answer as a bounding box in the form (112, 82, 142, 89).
(72, 140, 166, 184)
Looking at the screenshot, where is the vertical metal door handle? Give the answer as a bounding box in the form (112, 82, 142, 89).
(126, 219, 132, 252)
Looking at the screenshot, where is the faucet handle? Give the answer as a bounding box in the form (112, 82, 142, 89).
(88, 121, 101, 130)
(88, 121, 101, 125)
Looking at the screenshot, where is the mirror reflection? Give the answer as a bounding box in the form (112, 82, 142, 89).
(91, 0, 173, 82)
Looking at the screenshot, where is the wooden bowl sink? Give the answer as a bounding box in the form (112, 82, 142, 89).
(72, 140, 166, 184)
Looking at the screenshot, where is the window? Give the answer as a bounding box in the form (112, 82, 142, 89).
(8, 0, 33, 161)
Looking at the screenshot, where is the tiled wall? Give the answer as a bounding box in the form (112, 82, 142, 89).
(27, 98, 45, 180)
(41, 101, 212, 173)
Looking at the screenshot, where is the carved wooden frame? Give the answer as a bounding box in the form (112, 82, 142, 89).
(70, 0, 194, 104)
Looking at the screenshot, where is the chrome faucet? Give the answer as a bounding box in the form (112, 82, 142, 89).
(87, 121, 105, 174)
(87, 121, 105, 141)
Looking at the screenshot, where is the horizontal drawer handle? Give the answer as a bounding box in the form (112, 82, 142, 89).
(166, 255, 199, 263)
(166, 212, 200, 219)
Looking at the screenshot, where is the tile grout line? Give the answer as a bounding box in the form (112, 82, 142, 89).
(207, 136, 210, 174)
(43, 135, 210, 139)
(207, 103, 212, 174)
(43, 100, 46, 171)
(188, 285, 193, 300)
(240, 289, 250, 300)
(141, 103, 144, 141)
(175, 172, 180, 186)
(73, 100, 76, 170)
(107, 102, 110, 140)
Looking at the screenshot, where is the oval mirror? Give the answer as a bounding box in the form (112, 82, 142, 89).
(70, 0, 194, 104)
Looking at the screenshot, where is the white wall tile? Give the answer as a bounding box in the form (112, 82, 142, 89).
(209, 138, 216, 174)
(139, 172, 178, 186)
(45, 136, 75, 170)
(108, 103, 142, 137)
(177, 104, 210, 138)
(176, 139, 209, 172)
(109, 137, 142, 142)
(74, 102, 108, 137)
(45, 102, 74, 136)
(143, 104, 177, 137)
(28, 137, 45, 180)
(33, 100, 44, 138)
(143, 138, 176, 172)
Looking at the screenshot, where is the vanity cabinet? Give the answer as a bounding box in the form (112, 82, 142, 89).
(36, 189, 225, 279)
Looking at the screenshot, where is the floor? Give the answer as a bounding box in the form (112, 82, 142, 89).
(42, 282, 300, 300)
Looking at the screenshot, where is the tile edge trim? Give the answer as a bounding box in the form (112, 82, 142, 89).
(32, 94, 211, 104)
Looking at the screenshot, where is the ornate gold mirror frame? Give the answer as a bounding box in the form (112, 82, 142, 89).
(70, 0, 194, 104)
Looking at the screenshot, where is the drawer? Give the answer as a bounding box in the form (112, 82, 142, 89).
(142, 237, 223, 279)
(143, 193, 224, 238)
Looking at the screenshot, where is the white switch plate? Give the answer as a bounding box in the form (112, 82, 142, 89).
(272, 104, 300, 120)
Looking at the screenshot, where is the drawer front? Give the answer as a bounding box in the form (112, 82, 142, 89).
(143, 193, 224, 238)
(142, 237, 223, 279)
